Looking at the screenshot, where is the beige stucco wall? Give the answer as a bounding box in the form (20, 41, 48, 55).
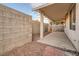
(32, 21, 48, 35)
(44, 24, 48, 32)
(0, 5, 32, 55)
(64, 3, 79, 52)
(32, 21, 40, 34)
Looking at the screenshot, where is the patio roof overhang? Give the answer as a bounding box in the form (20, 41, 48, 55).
(32, 3, 73, 21)
(31, 3, 53, 11)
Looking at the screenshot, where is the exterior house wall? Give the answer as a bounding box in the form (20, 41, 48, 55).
(0, 5, 32, 55)
(64, 3, 79, 52)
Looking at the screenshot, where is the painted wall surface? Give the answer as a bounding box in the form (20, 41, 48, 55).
(32, 21, 48, 34)
(0, 5, 32, 55)
(44, 23, 48, 32)
(65, 4, 79, 52)
(32, 21, 40, 34)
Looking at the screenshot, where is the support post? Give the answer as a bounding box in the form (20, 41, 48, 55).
(48, 20, 51, 32)
(40, 12, 44, 39)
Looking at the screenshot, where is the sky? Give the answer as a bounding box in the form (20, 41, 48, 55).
(2, 3, 49, 23)
(2, 3, 38, 20)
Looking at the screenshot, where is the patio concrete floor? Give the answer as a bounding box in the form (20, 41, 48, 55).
(38, 32, 76, 52)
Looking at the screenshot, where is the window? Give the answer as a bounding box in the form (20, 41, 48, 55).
(70, 4, 76, 30)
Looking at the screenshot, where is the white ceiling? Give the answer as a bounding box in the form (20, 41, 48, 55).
(39, 3, 72, 20)
(32, 3, 72, 20)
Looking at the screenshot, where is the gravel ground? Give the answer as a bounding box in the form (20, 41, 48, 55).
(4, 42, 64, 56)
(3, 32, 65, 56)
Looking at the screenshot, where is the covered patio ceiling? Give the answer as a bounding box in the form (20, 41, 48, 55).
(32, 3, 72, 20)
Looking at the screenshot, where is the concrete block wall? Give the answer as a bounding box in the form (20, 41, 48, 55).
(52, 25, 64, 32)
(0, 5, 32, 55)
